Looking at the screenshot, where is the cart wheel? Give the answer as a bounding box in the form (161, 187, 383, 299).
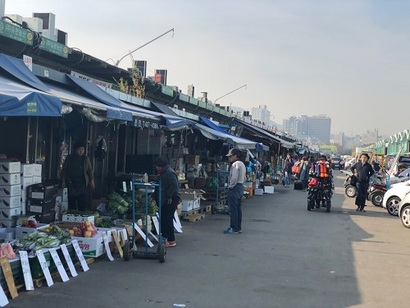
(326, 201, 331, 212)
(158, 243, 166, 263)
(123, 240, 132, 261)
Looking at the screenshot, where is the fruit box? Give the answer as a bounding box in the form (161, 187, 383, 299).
(71, 231, 106, 257)
(62, 214, 95, 224)
(15, 223, 50, 239)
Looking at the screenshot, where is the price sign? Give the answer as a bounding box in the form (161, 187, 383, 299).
(49, 248, 69, 282)
(36, 250, 54, 287)
(18, 251, 34, 291)
(60, 244, 78, 277)
(71, 240, 89, 272)
(103, 236, 114, 261)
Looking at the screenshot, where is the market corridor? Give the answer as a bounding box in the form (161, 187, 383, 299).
(9, 174, 410, 308)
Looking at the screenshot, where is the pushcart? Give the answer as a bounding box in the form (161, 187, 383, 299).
(123, 179, 166, 263)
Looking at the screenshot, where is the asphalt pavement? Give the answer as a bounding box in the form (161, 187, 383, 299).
(7, 173, 410, 308)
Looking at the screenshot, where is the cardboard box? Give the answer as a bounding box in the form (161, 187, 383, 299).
(0, 207, 21, 219)
(264, 186, 274, 194)
(0, 227, 15, 240)
(15, 223, 50, 239)
(0, 161, 21, 174)
(181, 198, 200, 212)
(72, 232, 105, 257)
(179, 189, 205, 201)
(21, 176, 33, 189)
(0, 185, 21, 197)
(57, 188, 68, 202)
(62, 214, 95, 224)
(0, 196, 21, 209)
(0, 218, 18, 228)
(20, 164, 34, 177)
(184, 155, 200, 165)
(0, 173, 21, 186)
(32, 164, 42, 177)
(32, 176, 42, 184)
(254, 188, 264, 196)
(28, 183, 58, 200)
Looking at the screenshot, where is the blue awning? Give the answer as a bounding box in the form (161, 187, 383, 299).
(149, 102, 194, 130)
(200, 116, 228, 133)
(0, 53, 50, 92)
(194, 122, 264, 150)
(44, 81, 133, 121)
(0, 74, 62, 117)
(66, 74, 160, 123)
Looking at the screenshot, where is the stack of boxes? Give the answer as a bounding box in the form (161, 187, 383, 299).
(21, 163, 42, 215)
(0, 161, 22, 227)
(27, 182, 59, 223)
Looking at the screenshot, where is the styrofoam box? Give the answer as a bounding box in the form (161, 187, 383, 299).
(0, 196, 21, 209)
(264, 186, 274, 194)
(0, 161, 21, 174)
(0, 207, 21, 219)
(62, 214, 95, 224)
(21, 176, 33, 189)
(0, 185, 21, 197)
(0, 173, 21, 186)
(15, 223, 50, 239)
(254, 188, 264, 196)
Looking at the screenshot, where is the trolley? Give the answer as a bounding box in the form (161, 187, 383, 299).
(123, 179, 166, 263)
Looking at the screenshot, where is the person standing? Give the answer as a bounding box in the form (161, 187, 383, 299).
(224, 148, 246, 234)
(351, 153, 375, 212)
(298, 156, 310, 190)
(282, 153, 294, 187)
(153, 157, 180, 247)
(61, 141, 95, 211)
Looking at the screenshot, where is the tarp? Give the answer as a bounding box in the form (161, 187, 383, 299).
(146, 102, 194, 130)
(195, 123, 262, 150)
(45, 81, 133, 121)
(0, 74, 62, 117)
(0, 53, 50, 92)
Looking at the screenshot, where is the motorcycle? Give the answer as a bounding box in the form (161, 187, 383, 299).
(367, 182, 387, 207)
(341, 170, 357, 198)
(307, 177, 333, 212)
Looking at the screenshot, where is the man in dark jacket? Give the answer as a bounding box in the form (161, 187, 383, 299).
(153, 157, 180, 247)
(351, 153, 375, 212)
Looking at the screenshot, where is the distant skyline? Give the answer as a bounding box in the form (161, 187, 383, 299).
(4, 0, 410, 138)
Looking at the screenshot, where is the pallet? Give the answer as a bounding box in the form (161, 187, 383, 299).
(198, 205, 212, 214)
(14, 257, 95, 290)
(183, 213, 205, 222)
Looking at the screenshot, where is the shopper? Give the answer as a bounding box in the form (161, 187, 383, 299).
(153, 157, 180, 247)
(351, 153, 375, 212)
(61, 141, 95, 211)
(224, 148, 246, 234)
(282, 153, 294, 187)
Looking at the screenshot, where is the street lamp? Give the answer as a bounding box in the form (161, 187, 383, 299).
(111, 28, 175, 67)
(213, 84, 247, 104)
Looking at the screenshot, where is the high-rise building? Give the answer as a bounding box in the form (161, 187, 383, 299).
(0, 1, 5, 18)
(251, 105, 271, 126)
(154, 69, 167, 85)
(187, 85, 195, 97)
(134, 60, 147, 77)
(283, 114, 331, 143)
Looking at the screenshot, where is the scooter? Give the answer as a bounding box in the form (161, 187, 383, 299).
(341, 170, 357, 198)
(367, 182, 387, 207)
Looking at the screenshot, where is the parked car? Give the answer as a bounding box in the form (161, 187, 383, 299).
(389, 168, 410, 185)
(398, 192, 410, 228)
(331, 157, 342, 170)
(382, 180, 410, 216)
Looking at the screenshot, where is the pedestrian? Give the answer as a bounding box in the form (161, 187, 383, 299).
(153, 156, 180, 247)
(282, 153, 294, 187)
(61, 141, 95, 211)
(351, 153, 375, 212)
(224, 148, 246, 234)
(298, 156, 310, 190)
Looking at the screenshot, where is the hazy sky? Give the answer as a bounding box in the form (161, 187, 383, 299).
(4, 0, 410, 137)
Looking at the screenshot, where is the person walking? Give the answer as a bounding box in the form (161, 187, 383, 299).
(282, 153, 294, 187)
(153, 157, 180, 247)
(298, 156, 310, 190)
(351, 153, 375, 212)
(224, 148, 246, 234)
(61, 141, 95, 211)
